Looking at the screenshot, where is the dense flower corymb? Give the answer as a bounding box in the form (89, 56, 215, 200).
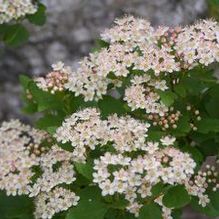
(0, 120, 80, 219)
(34, 187, 79, 219)
(0, 120, 47, 196)
(62, 17, 219, 103)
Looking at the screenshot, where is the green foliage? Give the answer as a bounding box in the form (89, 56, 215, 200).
(92, 39, 110, 52)
(157, 90, 177, 107)
(19, 75, 38, 114)
(66, 187, 108, 219)
(106, 198, 129, 210)
(0, 192, 34, 219)
(27, 3, 47, 26)
(171, 209, 182, 219)
(173, 115, 191, 136)
(162, 185, 191, 209)
(196, 118, 219, 134)
(138, 203, 162, 219)
(74, 160, 94, 181)
(151, 182, 166, 196)
(104, 209, 135, 219)
(36, 114, 65, 134)
(29, 83, 64, 112)
(0, 24, 29, 47)
(66, 199, 108, 219)
(98, 95, 129, 118)
(204, 85, 219, 119)
(208, 0, 219, 21)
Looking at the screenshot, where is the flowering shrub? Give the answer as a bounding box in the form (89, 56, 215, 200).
(0, 0, 46, 47)
(1, 16, 219, 219)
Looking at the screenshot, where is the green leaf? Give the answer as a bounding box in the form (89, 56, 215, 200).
(173, 115, 191, 136)
(92, 39, 110, 52)
(104, 209, 135, 219)
(151, 182, 165, 196)
(196, 118, 219, 133)
(28, 82, 64, 112)
(74, 160, 93, 181)
(67, 94, 86, 114)
(106, 198, 128, 210)
(98, 96, 128, 118)
(210, 191, 219, 212)
(162, 185, 191, 209)
(66, 187, 108, 219)
(204, 85, 219, 119)
(139, 203, 162, 219)
(36, 114, 64, 132)
(22, 102, 38, 114)
(157, 90, 177, 107)
(147, 131, 165, 141)
(181, 77, 206, 95)
(78, 186, 102, 200)
(198, 139, 219, 157)
(174, 83, 186, 98)
(66, 200, 108, 219)
(19, 75, 32, 88)
(3, 24, 29, 47)
(0, 192, 34, 219)
(189, 67, 217, 85)
(19, 75, 38, 114)
(27, 3, 46, 26)
(171, 209, 182, 219)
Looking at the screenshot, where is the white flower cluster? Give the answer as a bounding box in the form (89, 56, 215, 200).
(65, 45, 132, 101)
(31, 145, 79, 218)
(101, 16, 154, 44)
(34, 187, 79, 219)
(55, 108, 109, 162)
(55, 108, 151, 158)
(102, 16, 219, 69)
(0, 0, 37, 24)
(29, 145, 76, 197)
(32, 144, 80, 219)
(124, 75, 169, 115)
(93, 146, 196, 217)
(0, 120, 47, 196)
(175, 20, 219, 67)
(65, 17, 219, 103)
(36, 18, 219, 114)
(35, 61, 71, 94)
(107, 114, 150, 152)
(0, 121, 79, 219)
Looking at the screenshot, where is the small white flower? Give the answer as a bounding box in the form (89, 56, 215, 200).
(160, 136, 176, 146)
(51, 61, 65, 71)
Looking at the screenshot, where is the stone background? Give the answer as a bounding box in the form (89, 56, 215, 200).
(0, 0, 218, 218)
